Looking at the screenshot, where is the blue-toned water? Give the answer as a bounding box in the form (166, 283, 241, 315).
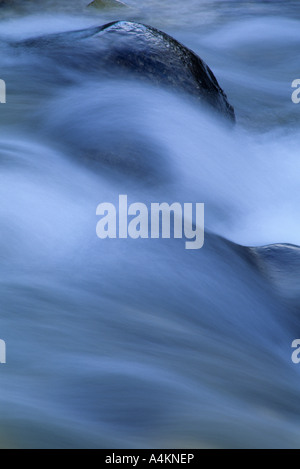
(1, 0, 300, 448)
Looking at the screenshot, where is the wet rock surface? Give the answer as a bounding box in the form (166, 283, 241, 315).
(19, 21, 235, 121)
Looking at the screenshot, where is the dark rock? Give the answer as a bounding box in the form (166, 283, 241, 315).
(19, 21, 235, 121)
(209, 237, 300, 303)
(88, 0, 127, 8)
(248, 243, 300, 301)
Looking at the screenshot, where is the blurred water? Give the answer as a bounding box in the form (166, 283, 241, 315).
(1, 0, 300, 449)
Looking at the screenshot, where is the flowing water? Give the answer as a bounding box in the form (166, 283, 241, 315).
(1, 0, 300, 449)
